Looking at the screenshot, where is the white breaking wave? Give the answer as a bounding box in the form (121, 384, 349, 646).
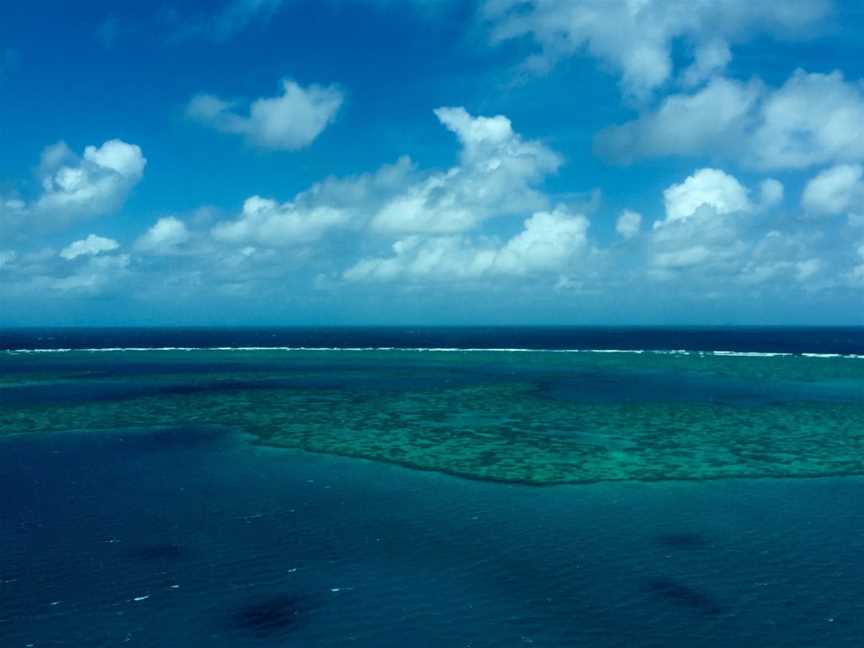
(2, 346, 863, 358)
(712, 351, 793, 357)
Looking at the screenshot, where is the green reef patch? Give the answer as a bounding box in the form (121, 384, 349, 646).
(2, 350, 864, 485)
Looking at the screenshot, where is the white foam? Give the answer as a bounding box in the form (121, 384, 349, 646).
(2, 346, 862, 358)
(712, 351, 791, 357)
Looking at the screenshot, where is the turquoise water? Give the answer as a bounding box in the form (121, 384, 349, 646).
(2, 349, 863, 483)
(1, 335, 864, 645)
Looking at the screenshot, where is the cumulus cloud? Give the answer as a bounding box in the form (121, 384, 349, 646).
(187, 79, 343, 150)
(1, 139, 145, 234)
(60, 234, 120, 260)
(751, 70, 864, 169)
(0, 244, 133, 297)
(130, 104, 561, 279)
(104, 104, 565, 300)
(211, 195, 349, 245)
(596, 77, 762, 162)
(737, 231, 828, 286)
(759, 179, 784, 208)
(35, 140, 146, 220)
(662, 168, 752, 224)
(135, 217, 192, 254)
(642, 168, 829, 292)
(649, 169, 757, 276)
(682, 39, 732, 87)
(494, 207, 589, 274)
(52, 253, 131, 294)
(598, 70, 864, 170)
(345, 205, 588, 281)
(801, 164, 864, 216)
(369, 107, 562, 234)
(483, 0, 830, 98)
(12, 106, 839, 308)
(297, 155, 418, 212)
(615, 209, 642, 239)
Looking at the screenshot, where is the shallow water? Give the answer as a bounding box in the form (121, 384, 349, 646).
(2, 427, 863, 647)
(2, 349, 863, 484)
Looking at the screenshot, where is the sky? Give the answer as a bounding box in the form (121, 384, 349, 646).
(1, 0, 863, 325)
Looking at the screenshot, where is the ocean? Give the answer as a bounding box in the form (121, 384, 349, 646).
(1, 327, 863, 646)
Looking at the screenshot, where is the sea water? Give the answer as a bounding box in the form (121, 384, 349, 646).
(1, 327, 863, 646)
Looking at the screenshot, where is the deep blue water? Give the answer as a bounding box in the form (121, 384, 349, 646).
(2, 326, 864, 354)
(2, 428, 864, 647)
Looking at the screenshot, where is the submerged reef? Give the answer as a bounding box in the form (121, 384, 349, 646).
(2, 350, 864, 485)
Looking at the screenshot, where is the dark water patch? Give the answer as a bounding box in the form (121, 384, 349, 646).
(0, 377, 349, 408)
(645, 579, 723, 615)
(113, 425, 230, 451)
(656, 533, 710, 549)
(3, 325, 864, 354)
(0, 380, 173, 406)
(0, 372, 484, 409)
(128, 543, 186, 561)
(227, 593, 320, 638)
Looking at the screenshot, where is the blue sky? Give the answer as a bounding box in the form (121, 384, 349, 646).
(1, 0, 863, 325)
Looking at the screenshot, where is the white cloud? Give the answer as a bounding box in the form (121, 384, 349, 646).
(116, 104, 565, 294)
(81, 139, 146, 178)
(18, 104, 839, 306)
(483, 0, 830, 98)
(653, 244, 714, 270)
(346, 205, 588, 281)
(801, 164, 864, 216)
(751, 70, 864, 169)
(615, 209, 642, 239)
(1, 139, 145, 234)
(52, 254, 131, 294)
(35, 139, 146, 222)
(795, 258, 822, 281)
(187, 78, 343, 150)
(494, 207, 590, 274)
(369, 107, 562, 235)
(647, 169, 774, 279)
(136, 217, 192, 254)
(662, 168, 752, 224)
(596, 77, 762, 162)
(599, 70, 864, 170)
(737, 231, 829, 287)
(682, 39, 732, 87)
(759, 179, 784, 208)
(211, 195, 348, 245)
(643, 169, 834, 292)
(60, 234, 120, 260)
(132, 105, 561, 279)
(297, 155, 418, 211)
